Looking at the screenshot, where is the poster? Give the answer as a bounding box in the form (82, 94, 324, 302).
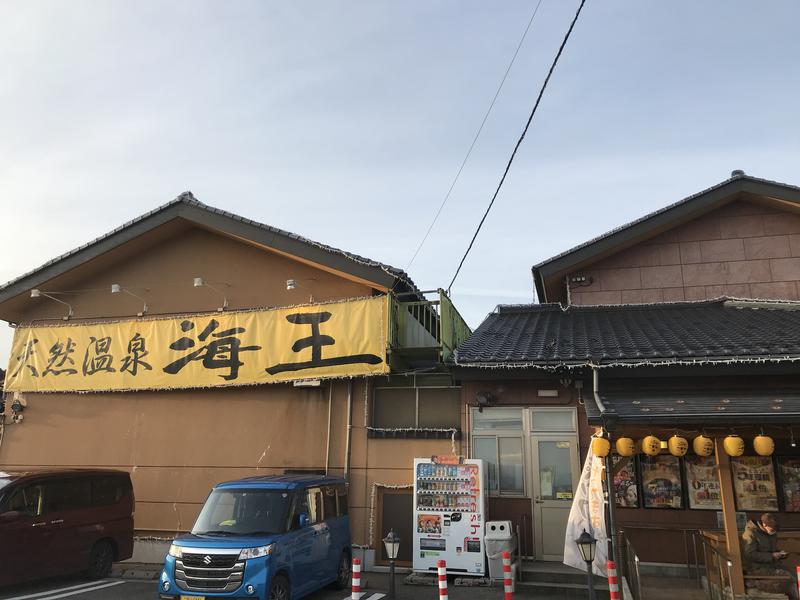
(778, 457, 800, 512)
(685, 456, 722, 510)
(641, 455, 683, 509)
(612, 455, 639, 508)
(4, 296, 389, 392)
(731, 456, 778, 512)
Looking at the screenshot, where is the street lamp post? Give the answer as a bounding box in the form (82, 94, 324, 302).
(383, 530, 400, 600)
(575, 529, 597, 600)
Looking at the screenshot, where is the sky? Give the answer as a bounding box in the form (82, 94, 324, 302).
(1, 1, 799, 368)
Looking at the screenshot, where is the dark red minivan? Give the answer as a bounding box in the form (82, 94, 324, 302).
(0, 469, 134, 586)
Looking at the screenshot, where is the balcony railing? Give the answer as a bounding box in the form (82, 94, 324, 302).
(389, 289, 471, 364)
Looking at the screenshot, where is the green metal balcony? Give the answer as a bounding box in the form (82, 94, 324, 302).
(388, 289, 471, 369)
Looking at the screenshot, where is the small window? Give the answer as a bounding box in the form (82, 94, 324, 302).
(373, 388, 416, 428)
(5, 485, 44, 517)
(44, 479, 92, 513)
(473, 438, 499, 493)
(306, 488, 323, 524)
(322, 486, 337, 519)
(373, 385, 461, 429)
(472, 408, 523, 430)
(531, 409, 575, 432)
(337, 486, 349, 516)
(473, 435, 525, 495)
(418, 388, 460, 428)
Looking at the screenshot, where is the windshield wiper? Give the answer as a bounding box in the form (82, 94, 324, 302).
(195, 530, 234, 536)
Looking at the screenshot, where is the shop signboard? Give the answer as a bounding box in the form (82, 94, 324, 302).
(685, 456, 722, 510)
(778, 457, 800, 512)
(4, 296, 390, 392)
(731, 456, 778, 512)
(641, 455, 683, 509)
(612, 455, 639, 508)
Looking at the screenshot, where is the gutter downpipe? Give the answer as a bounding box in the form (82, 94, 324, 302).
(325, 381, 333, 475)
(593, 367, 621, 575)
(344, 380, 353, 482)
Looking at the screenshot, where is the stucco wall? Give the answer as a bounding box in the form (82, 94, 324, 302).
(569, 200, 800, 305)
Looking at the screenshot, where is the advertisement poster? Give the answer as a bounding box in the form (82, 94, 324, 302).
(612, 455, 639, 508)
(417, 514, 442, 534)
(778, 458, 800, 512)
(641, 455, 683, 509)
(731, 457, 778, 512)
(685, 456, 722, 510)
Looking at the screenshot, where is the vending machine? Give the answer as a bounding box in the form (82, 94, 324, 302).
(412, 456, 486, 576)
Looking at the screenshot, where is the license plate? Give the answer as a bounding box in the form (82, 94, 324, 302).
(180, 596, 205, 600)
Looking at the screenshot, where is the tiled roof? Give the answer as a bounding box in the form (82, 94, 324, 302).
(453, 297, 800, 369)
(0, 192, 421, 298)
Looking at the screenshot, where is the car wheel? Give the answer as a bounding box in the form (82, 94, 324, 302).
(86, 540, 114, 579)
(332, 550, 351, 590)
(269, 574, 290, 600)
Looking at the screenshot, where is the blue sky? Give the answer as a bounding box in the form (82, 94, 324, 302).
(1, 1, 799, 367)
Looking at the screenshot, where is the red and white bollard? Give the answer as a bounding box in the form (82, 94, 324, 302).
(351, 557, 361, 600)
(502, 551, 513, 600)
(437, 559, 448, 600)
(796, 565, 800, 597)
(607, 560, 621, 600)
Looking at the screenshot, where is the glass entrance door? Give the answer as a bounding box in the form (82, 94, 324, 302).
(530, 434, 580, 561)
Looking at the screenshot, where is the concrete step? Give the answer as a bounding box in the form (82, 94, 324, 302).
(518, 562, 606, 586)
(516, 580, 611, 599)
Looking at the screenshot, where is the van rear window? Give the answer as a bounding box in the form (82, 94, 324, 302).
(92, 477, 129, 506)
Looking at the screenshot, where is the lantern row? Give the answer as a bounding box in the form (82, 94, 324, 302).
(591, 433, 775, 458)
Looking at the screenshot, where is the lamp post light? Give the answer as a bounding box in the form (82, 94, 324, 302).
(382, 529, 400, 600)
(575, 529, 597, 600)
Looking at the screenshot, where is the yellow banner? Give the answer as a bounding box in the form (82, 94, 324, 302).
(4, 296, 389, 392)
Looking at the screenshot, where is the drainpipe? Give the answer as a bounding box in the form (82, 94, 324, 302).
(593, 367, 621, 572)
(325, 381, 333, 475)
(344, 380, 353, 482)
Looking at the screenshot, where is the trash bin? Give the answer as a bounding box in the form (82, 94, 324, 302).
(485, 520, 517, 582)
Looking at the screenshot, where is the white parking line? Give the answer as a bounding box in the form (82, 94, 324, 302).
(6, 580, 125, 600)
(343, 594, 385, 600)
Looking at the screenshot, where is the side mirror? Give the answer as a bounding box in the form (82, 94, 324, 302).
(298, 512, 310, 528)
(0, 510, 20, 522)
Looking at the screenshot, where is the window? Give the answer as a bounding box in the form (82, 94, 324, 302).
(474, 436, 525, 495)
(372, 385, 460, 429)
(472, 408, 523, 430)
(5, 485, 43, 517)
(305, 488, 323, 524)
(337, 486, 349, 516)
(322, 486, 337, 519)
(92, 476, 130, 506)
(531, 409, 576, 432)
(44, 479, 91, 513)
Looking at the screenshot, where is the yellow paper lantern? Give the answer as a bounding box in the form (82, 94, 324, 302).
(668, 435, 689, 457)
(615, 437, 636, 458)
(693, 435, 714, 457)
(723, 435, 745, 457)
(592, 436, 611, 458)
(642, 435, 661, 456)
(753, 435, 775, 457)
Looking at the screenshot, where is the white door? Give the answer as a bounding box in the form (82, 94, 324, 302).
(531, 434, 580, 561)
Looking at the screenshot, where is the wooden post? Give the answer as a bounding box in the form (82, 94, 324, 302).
(715, 437, 745, 596)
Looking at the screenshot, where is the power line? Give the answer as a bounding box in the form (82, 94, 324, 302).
(447, 0, 588, 294)
(405, 0, 544, 270)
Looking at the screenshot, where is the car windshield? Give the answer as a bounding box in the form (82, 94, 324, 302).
(192, 489, 291, 536)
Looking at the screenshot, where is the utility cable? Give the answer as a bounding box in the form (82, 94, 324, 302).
(406, 0, 544, 270)
(447, 0, 588, 294)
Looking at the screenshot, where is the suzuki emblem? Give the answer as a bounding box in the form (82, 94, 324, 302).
(203, 555, 212, 565)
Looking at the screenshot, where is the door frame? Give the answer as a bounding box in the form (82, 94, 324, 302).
(529, 432, 581, 561)
(374, 486, 413, 567)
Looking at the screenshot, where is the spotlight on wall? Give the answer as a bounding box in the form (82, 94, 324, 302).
(29, 289, 73, 321)
(111, 284, 148, 316)
(475, 391, 494, 413)
(192, 277, 228, 312)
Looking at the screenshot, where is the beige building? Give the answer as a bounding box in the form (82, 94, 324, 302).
(0, 193, 470, 567)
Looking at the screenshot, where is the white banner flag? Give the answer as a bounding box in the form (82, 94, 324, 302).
(563, 448, 609, 576)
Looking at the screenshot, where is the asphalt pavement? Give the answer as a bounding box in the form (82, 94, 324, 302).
(0, 572, 563, 600)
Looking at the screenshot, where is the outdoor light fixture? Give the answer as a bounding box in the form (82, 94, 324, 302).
(30, 289, 73, 320)
(575, 529, 597, 600)
(111, 284, 148, 316)
(192, 277, 228, 312)
(286, 279, 296, 291)
(382, 530, 400, 600)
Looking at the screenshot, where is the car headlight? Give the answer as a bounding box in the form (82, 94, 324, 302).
(239, 544, 274, 560)
(168, 544, 183, 558)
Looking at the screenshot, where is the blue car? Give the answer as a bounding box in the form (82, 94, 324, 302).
(158, 475, 352, 600)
